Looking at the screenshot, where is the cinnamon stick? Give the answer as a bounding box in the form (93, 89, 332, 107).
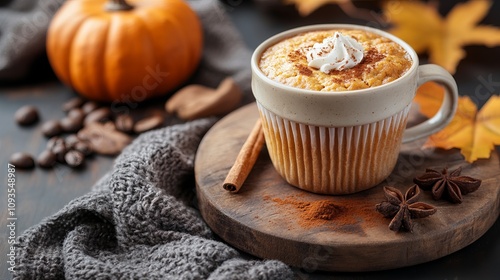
(223, 119, 265, 193)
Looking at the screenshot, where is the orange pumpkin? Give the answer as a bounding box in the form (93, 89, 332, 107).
(47, 0, 203, 102)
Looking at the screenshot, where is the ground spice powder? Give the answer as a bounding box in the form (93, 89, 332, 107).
(264, 193, 384, 231)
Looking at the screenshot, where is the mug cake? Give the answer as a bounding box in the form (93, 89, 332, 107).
(251, 25, 457, 194)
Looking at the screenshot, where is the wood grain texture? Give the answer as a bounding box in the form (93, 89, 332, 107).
(195, 102, 500, 272)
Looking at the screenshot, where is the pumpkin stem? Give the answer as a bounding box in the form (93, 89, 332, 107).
(105, 0, 134, 11)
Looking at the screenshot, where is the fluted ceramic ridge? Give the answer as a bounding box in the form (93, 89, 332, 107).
(258, 102, 410, 194)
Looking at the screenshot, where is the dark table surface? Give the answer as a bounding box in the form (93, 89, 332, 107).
(1, 1, 499, 279)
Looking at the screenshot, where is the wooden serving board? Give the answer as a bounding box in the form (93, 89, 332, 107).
(194, 103, 500, 272)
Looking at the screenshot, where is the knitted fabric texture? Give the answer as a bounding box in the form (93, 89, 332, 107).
(7, 0, 292, 279)
(13, 119, 293, 279)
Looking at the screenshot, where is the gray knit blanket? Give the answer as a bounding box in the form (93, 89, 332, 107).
(4, 0, 294, 278)
(14, 119, 292, 279)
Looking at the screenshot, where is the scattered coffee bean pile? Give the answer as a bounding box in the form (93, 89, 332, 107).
(10, 97, 166, 170)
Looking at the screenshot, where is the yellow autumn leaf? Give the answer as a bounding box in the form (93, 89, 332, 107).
(414, 82, 445, 118)
(384, 0, 500, 73)
(286, 0, 350, 16)
(423, 95, 500, 163)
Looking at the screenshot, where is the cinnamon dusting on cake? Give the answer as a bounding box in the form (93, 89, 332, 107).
(260, 29, 412, 91)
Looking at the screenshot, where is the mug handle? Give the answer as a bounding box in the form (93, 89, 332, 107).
(402, 64, 459, 143)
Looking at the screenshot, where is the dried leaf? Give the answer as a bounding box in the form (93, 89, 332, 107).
(420, 95, 500, 162)
(414, 82, 445, 118)
(384, 0, 500, 73)
(165, 77, 242, 120)
(286, 0, 350, 16)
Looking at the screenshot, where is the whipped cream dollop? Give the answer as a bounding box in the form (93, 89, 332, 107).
(306, 32, 364, 73)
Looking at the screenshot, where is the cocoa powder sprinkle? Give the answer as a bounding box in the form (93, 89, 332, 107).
(327, 48, 385, 77)
(264, 194, 383, 231)
(260, 29, 412, 91)
(288, 50, 303, 62)
(289, 48, 386, 84)
(268, 196, 343, 228)
(297, 65, 312, 76)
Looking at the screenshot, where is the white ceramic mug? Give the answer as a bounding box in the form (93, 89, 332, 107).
(251, 24, 458, 195)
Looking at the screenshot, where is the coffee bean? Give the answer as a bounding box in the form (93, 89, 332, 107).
(51, 141, 68, 163)
(62, 97, 86, 112)
(67, 108, 85, 121)
(9, 152, 35, 169)
(65, 134, 80, 148)
(47, 136, 64, 151)
(37, 150, 57, 168)
(73, 141, 93, 156)
(14, 105, 39, 126)
(41, 120, 63, 137)
(115, 114, 134, 134)
(65, 150, 85, 168)
(82, 101, 100, 115)
(60, 116, 83, 133)
(133, 115, 164, 134)
(84, 107, 112, 125)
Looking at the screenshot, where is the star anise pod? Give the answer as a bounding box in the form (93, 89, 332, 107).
(413, 167, 482, 204)
(376, 185, 437, 232)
